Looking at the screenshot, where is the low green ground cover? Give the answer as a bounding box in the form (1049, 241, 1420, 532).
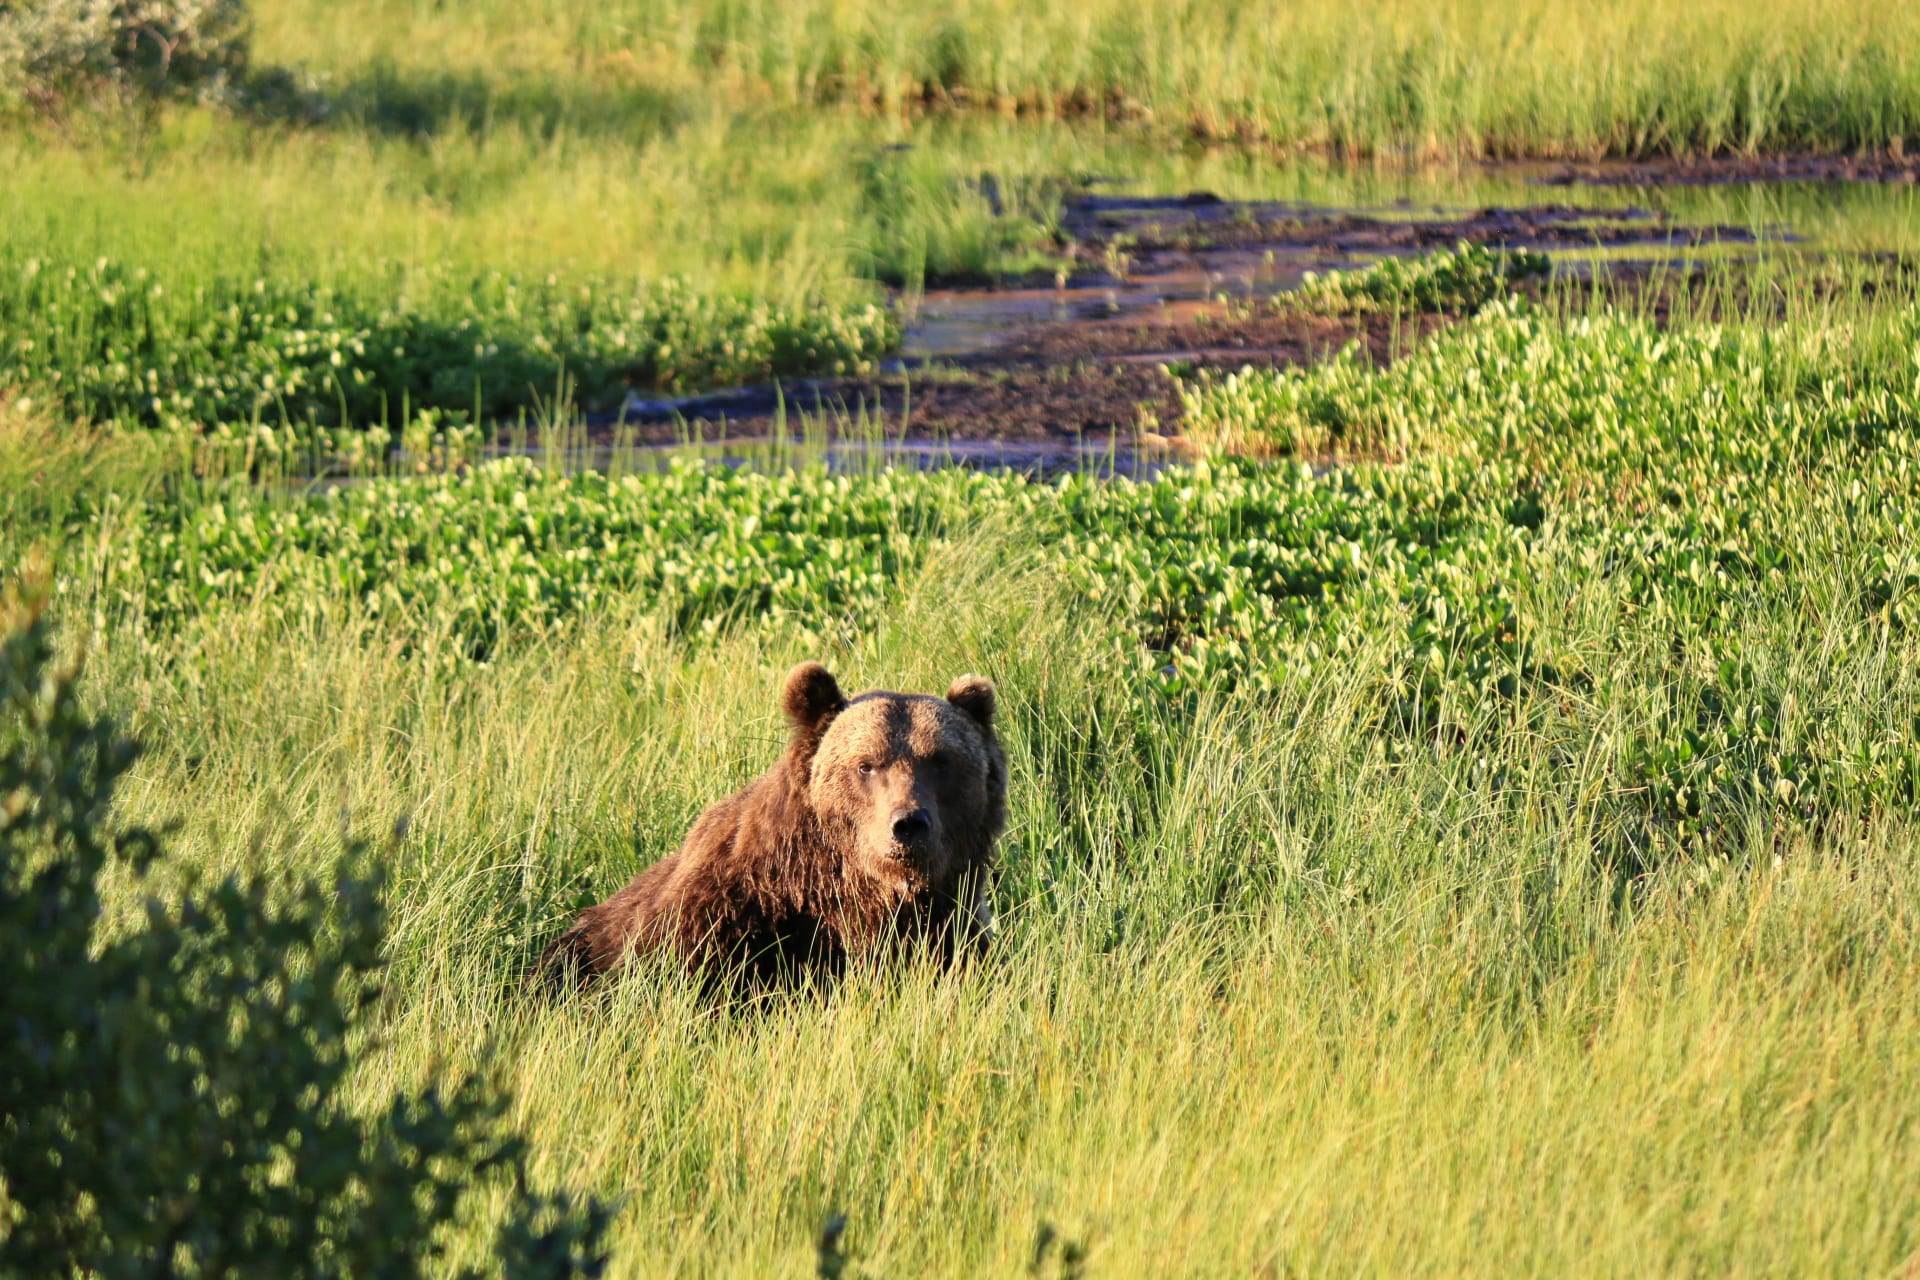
(1282, 242, 1550, 316)
(1, 253, 895, 428)
(32, 271, 1920, 866)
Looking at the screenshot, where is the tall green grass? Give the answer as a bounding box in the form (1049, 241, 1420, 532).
(69, 521, 1920, 1277)
(11, 271, 1920, 1272)
(251, 0, 1920, 156)
(0, 107, 1072, 421)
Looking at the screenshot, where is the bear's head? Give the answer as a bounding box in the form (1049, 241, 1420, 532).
(781, 662, 1006, 895)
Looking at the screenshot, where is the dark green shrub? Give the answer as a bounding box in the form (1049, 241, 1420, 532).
(0, 567, 610, 1279)
(0, 0, 251, 106)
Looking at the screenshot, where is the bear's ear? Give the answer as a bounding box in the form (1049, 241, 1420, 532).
(782, 661, 846, 734)
(945, 674, 996, 730)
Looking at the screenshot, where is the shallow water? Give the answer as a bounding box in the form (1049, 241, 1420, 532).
(894, 194, 1771, 363)
(617, 147, 1920, 448)
(676, 156, 1917, 394)
(470, 434, 1183, 481)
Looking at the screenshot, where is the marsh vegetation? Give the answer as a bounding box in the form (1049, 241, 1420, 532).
(6, 0, 1920, 1275)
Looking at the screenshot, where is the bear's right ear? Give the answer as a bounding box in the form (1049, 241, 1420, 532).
(782, 661, 846, 735)
(945, 674, 996, 730)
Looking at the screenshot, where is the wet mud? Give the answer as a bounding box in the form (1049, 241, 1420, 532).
(1535, 153, 1920, 187)
(611, 195, 1764, 451)
(623, 308, 1442, 445)
(1052, 191, 1757, 269)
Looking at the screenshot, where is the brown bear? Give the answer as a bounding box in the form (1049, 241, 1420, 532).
(535, 662, 1007, 992)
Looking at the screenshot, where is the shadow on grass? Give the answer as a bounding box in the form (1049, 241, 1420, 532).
(243, 60, 691, 144)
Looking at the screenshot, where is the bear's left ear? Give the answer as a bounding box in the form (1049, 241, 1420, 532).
(945, 674, 996, 730)
(783, 661, 846, 734)
(781, 662, 846, 791)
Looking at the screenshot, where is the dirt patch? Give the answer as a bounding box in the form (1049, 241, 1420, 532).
(616, 308, 1449, 444)
(898, 197, 1759, 345)
(1055, 194, 1755, 259)
(610, 195, 1760, 447)
(1534, 154, 1920, 187)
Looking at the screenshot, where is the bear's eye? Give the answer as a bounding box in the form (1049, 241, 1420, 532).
(856, 760, 875, 777)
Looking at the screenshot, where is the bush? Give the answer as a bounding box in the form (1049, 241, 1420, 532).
(0, 0, 250, 107)
(0, 254, 902, 428)
(1284, 242, 1551, 316)
(0, 566, 611, 1279)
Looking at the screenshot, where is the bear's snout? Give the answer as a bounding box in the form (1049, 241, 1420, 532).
(890, 806, 932, 845)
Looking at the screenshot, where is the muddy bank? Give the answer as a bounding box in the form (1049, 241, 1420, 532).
(1535, 153, 1920, 187)
(621, 308, 1446, 445)
(614, 195, 1757, 445)
(901, 196, 1759, 348)
(1054, 192, 1757, 260)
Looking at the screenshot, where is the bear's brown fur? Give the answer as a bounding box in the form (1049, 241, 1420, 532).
(535, 662, 1007, 992)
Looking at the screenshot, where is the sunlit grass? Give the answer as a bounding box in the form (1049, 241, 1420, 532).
(252, 0, 1920, 158)
(77, 508, 1920, 1277)
(9, 270, 1917, 1272)
(8, 0, 1920, 1267)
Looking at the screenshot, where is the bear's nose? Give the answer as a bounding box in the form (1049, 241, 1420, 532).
(890, 807, 931, 845)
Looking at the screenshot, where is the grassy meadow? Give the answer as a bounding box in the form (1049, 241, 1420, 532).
(10, 262, 1920, 1272)
(9, 0, 1920, 1273)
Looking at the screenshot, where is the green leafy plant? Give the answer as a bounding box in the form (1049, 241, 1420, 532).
(0, 567, 612, 1279)
(0, 253, 899, 429)
(1284, 242, 1551, 316)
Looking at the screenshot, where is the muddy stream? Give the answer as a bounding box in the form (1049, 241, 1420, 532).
(569, 158, 1915, 476)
